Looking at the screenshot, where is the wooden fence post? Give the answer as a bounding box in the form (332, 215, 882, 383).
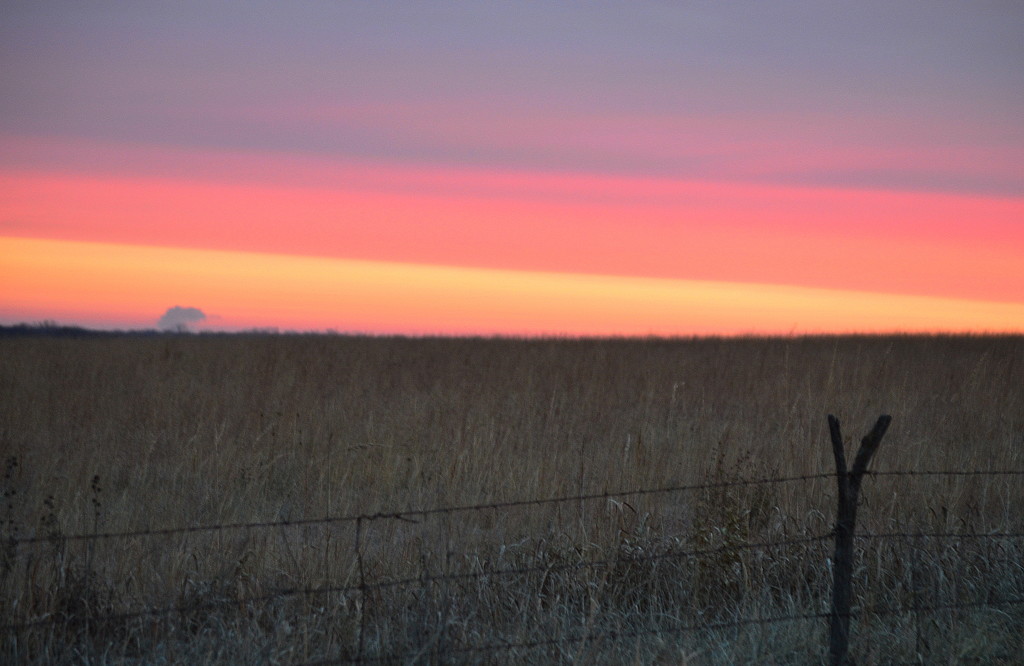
(827, 414, 891, 666)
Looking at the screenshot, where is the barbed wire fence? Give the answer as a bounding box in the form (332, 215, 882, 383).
(3, 418, 1024, 663)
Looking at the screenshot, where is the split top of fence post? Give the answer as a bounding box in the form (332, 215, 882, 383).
(827, 414, 891, 666)
(850, 415, 891, 486)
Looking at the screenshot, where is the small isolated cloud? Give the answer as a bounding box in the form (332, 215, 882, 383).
(157, 306, 206, 332)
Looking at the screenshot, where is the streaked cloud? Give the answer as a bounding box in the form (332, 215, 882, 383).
(3, 164, 1021, 306)
(2, 2, 1021, 194)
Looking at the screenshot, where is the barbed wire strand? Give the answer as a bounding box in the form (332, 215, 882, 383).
(2, 534, 832, 633)
(867, 470, 1024, 478)
(9, 473, 835, 546)
(857, 531, 1024, 540)
(13, 469, 1024, 547)
(300, 597, 1024, 665)
(8, 529, 1022, 634)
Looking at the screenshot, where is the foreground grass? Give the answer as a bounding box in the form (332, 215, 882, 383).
(1, 334, 1022, 663)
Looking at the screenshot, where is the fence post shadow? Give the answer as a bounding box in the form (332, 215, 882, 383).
(827, 413, 892, 666)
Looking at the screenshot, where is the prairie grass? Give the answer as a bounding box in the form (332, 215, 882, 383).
(1, 333, 1022, 663)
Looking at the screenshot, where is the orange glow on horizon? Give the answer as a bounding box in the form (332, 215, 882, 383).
(3, 236, 1023, 336)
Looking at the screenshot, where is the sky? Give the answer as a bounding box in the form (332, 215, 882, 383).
(2, 1, 1023, 336)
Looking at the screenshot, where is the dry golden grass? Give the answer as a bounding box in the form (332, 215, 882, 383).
(1, 333, 1022, 663)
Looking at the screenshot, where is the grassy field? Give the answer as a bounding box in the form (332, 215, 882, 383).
(2, 333, 1022, 664)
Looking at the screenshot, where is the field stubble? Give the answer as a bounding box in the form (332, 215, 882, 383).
(1, 334, 1022, 663)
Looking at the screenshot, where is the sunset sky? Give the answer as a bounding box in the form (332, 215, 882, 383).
(2, 2, 1022, 336)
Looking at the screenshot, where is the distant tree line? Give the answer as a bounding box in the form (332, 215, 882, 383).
(0, 323, 156, 338)
(0, 323, 316, 338)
